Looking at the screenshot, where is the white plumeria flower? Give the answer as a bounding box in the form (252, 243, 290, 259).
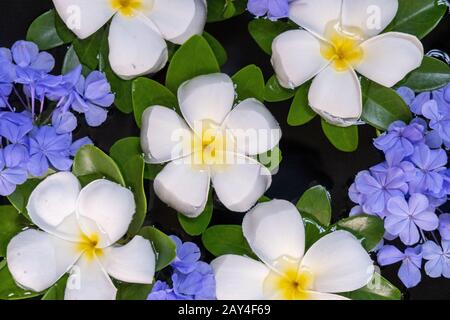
(271, 0, 424, 126)
(6, 172, 155, 300)
(53, 0, 207, 79)
(140, 73, 282, 217)
(212, 199, 374, 300)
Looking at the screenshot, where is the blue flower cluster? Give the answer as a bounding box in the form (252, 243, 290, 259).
(147, 236, 216, 300)
(0, 40, 115, 196)
(247, 0, 290, 20)
(349, 83, 450, 288)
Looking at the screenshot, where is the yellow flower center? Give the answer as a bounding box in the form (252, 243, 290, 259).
(192, 120, 230, 167)
(263, 256, 314, 300)
(77, 233, 103, 261)
(320, 24, 364, 72)
(110, 0, 151, 17)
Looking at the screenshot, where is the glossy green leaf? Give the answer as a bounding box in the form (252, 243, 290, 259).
(342, 273, 402, 300)
(72, 145, 125, 186)
(207, 0, 247, 22)
(202, 225, 257, 259)
(203, 31, 228, 66)
(265, 75, 295, 102)
(26, 10, 64, 50)
(384, 0, 447, 39)
(166, 35, 220, 93)
(335, 214, 384, 251)
(361, 79, 412, 131)
(321, 120, 359, 152)
(132, 77, 178, 128)
(116, 282, 153, 300)
(396, 56, 450, 92)
(61, 45, 92, 76)
(41, 275, 68, 300)
(248, 19, 294, 55)
(138, 226, 176, 271)
(232, 64, 265, 102)
(73, 28, 104, 70)
(0, 206, 28, 257)
(296, 186, 332, 227)
(178, 192, 213, 236)
(287, 82, 316, 126)
(54, 12, 76, 43)
(7, 178, 41, 220)
(0, 261, 42, 300)
(303, 215, 329, 251)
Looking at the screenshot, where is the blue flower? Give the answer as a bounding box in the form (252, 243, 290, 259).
(146, 281, 179, 300)
(70, 71, 114, 127)
(0, 147, 28, 196)
(0, 49, 16, 109)
(170, 235, 201, 274)
(27, 126, 73, 177)
(247, 0, 289, 20)
(11, 40, 54, 73)
(172, 262, 216, 300)
(385, 194, 439, 246)
(377, 245, 422, 288)
(0, 111, 33, 143)
(51, 108, 77, 134)
(421, 99, 450, 144)
(422, 240, 450, 278)
(439, 214, 450, 241)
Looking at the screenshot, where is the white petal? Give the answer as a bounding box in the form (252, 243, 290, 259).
(7, 229, 80, 292)
(211, 154, 271, 213)
(223, 98, 282, 156)
(307, 291, 350, 300)
(308, 65, 362, 126)
(356, 32, 424, 87)
(52, 0, 115, 39)
(76, 179, 135, 246)
(242, 200, 305, 268)
(154, 157, 210, 217)
(211, 255, 270, 300)
(148, 0, 207, 44)
(300, 230, 374, 293)
(289, 0, 342, 39)
(178, 73, 235, 132)
(100, 236, 155, 284)
(140, 106, 194, 164)
(342, 0, 398, 38)
(27, 172, 82, 241)
(271, 30, 329, 89)
(108, 14, 168, 80)
(64, 255, 117, 300)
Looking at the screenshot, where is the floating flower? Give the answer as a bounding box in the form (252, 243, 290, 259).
(271, 0, 423, 126)
(422, 240, 450, 278)
(212, 200, 374, 300)
(53, 0, 207, 79)
(140, 73, 281, 217)
(6, 172, 155, 300)
(247, 0, 289, 20)
(377, 245, 422, 288)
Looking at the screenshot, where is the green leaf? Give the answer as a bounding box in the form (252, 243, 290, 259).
(203, 32, 228, 67)
(123, 156, 147, 237)
(296, 186, 332, 227)
(41, 275, 68, 300)
(287, 82, 316, 126)
(116, 282, 153, 300)
(342, 273, 402, 300)
(361, 79, 412, 131)
(72, 145, 125, 186)
(396, 56, 450, 92)
(166, 35, 220, 93)
(26, 10, 64, 50)
(0, 206, 28, 257)
(335, 214, 384, 251)
(265, 75, 295, 102)
(54, 13, 76, 43)
(0, 262, 42, 300)
(207, 0, 247, 22)
(303, 215, 329, 250)
(7, 178, 41, 220)
(73, 28, 104, 71)
(138, 227, 176, 271)
(248, 19, 293, 55)
(232, 65, 265, 102)
(384, 0, 447, 39)
(99, 30, 133, 114)
(202, 225, 257, 259)
(61, 45, 92, 76)
(257, 146, 282, 172)
(132, 77, 178, 128)
(321, 120, 359, 152)
(178, 192, 213, 236)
